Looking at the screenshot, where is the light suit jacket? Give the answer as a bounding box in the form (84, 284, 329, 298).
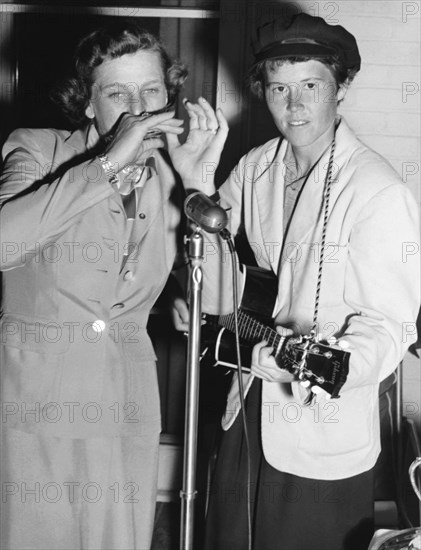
(0, 126, 184, 438)
(201, 118, 420, 479)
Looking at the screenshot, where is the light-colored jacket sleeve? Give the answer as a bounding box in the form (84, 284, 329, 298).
(201, 157, 247, 315)
(0, 128, 114, 271)
(341, 182, 420, 390)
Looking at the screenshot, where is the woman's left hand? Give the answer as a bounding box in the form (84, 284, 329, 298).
(251, 326, 295, 383)
(166, 97, 229, 194)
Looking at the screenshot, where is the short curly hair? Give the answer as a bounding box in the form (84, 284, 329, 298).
(247, 55, 359, 99)
(51, 20, 188, 125)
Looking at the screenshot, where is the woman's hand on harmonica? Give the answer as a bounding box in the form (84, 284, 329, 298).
(104, 110, 184, 171)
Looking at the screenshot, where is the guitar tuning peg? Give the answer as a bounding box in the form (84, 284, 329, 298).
(327, 336, 338, 346)
(337, 340, 350, 350)
(312, 386, 331, 400)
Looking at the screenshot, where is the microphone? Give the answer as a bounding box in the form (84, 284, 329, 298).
(184, 192, 228, 234)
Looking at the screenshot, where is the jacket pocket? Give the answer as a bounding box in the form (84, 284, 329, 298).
(1, 313, 70, 354)
(297, 385, 375, 457)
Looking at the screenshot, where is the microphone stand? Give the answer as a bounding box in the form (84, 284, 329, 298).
(180, 227, 204, 550)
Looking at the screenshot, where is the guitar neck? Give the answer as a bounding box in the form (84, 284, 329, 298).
(218, 310, 285, 354)
(205, 265, 350, 398)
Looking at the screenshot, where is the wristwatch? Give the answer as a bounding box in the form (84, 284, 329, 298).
(98, 154, 120, 186)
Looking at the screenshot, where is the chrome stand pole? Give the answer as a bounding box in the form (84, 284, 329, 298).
(180, 229, 203, 550)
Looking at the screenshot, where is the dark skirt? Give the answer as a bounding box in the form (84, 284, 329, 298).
(204, 379, 374, 550)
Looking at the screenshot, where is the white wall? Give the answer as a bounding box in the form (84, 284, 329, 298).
(330, 0, 420, 203)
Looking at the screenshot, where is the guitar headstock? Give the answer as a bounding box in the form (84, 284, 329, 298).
(279, 338, 350, 398)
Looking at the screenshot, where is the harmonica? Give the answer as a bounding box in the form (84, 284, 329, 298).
(103, 100, 175, 143)
(139, 100, 175, 140)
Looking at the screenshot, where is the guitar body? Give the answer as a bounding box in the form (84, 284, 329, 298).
(202, 266, 350, 398)
(202, 265, 277, 372)
(238, 265, 278, 319)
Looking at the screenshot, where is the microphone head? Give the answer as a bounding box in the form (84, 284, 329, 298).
(184, 192, 228, 233)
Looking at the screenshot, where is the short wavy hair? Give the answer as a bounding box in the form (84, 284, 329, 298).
(247, 55, 359, 99)
(51, 20, 188, 126)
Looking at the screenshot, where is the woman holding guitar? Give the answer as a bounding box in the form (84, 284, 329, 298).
(185, 12, 420, 550)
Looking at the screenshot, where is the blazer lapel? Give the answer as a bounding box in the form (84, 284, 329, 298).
(129, 151, 178, 248)
(278, 142, 333, 275)
(254, 138, 287, 272)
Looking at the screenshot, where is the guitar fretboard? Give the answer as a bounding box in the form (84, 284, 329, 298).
(218, 310, 285, 353)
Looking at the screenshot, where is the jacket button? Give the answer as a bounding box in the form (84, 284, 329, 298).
(112, 303, 125, 309)
(139, 213, 146, 219)
(92, 320, 106, 333)
(123, 271, 135, 281)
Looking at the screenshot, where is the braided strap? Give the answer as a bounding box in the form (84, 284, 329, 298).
(311, 137, 336, 337)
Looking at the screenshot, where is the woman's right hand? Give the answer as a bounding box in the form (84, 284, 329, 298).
(166, 97, 229, 193)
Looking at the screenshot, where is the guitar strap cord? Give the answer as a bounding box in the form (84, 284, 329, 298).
(299, 136, 337, 407)
(310, 135, 336, 336)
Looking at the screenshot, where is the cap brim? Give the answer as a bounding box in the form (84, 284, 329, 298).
(254, 42, 340, 64)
